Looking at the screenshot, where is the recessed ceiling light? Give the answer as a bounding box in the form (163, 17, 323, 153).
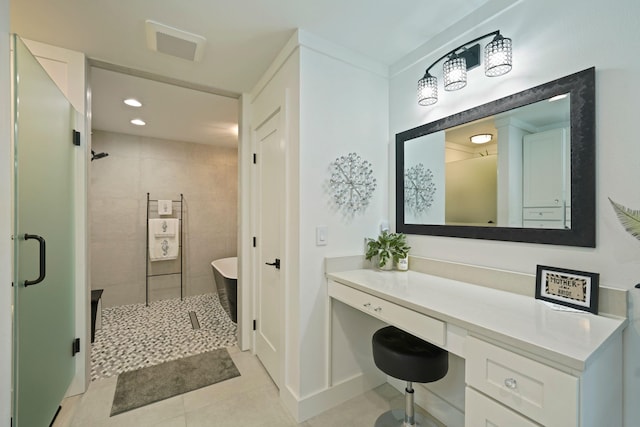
(470, 134, 493, 144)
(131, 119, 146, 126)
(124, 98, 142, 107)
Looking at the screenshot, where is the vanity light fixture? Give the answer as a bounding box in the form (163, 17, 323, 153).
(131, 118, 146, 126)
(470, 133, 493, 144)
(418, 30, 512, 106)
(124, 98, 142, 107)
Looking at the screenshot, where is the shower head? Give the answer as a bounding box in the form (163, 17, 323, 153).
(91, 150, 109, 161)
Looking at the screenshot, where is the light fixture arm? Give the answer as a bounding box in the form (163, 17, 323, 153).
(423, 30, 502, 75)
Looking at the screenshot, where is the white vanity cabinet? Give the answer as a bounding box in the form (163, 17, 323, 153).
(326, 269, 626, 427)
(465, 336, 578, 426)
(465, 333, 624, 427)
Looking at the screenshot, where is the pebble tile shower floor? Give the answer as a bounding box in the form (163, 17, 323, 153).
(91, 293, 237, 380)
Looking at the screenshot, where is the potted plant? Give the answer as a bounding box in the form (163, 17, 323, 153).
(365, 230, 410, 270)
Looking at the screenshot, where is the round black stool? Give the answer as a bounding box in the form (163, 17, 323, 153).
(372, 326, 448, 427)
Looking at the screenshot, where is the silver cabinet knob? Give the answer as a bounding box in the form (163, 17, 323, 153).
(363, 303, 371, 308)
(504, 378, 517, 390)
(374, 307, 382, 312)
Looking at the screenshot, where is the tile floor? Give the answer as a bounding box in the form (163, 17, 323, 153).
(91, 294, 237, 380)
(54, 293, 441, 426)
(54, 345, 441, 427)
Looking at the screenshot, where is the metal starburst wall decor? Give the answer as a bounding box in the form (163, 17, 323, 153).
(404, 163, 436, 213)
(329, 152, 377, 213)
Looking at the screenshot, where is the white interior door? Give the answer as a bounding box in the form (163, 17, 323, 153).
(255, 111, 284, 387)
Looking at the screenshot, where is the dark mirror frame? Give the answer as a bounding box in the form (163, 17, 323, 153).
(396, 67, 595, 247)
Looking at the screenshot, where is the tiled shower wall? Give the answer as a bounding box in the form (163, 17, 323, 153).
(90, 130, 238, 308)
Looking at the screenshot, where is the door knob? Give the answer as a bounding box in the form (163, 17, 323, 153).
(265, 258, 281, 269)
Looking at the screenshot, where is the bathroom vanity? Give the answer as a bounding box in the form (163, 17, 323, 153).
(326, 265, 626, 427)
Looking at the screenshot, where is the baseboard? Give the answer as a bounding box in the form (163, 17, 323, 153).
(281, 372, 386, 422)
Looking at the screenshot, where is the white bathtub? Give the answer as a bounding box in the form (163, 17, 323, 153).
(211, 257, 237, 280)
(211, 257, 237, 322)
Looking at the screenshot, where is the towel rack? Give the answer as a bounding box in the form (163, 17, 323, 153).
(145, 193, 184, 306)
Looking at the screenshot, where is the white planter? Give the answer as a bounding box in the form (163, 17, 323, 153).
(372, 255, 393, 271)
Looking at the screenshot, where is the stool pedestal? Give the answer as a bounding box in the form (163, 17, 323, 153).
(374, 382, 440, 427)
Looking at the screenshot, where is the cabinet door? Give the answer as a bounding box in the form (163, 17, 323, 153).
(465, 388, 540, 427)
(523, 128, 567, 207)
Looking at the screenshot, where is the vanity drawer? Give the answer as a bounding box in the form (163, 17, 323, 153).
(465, 387, 539, 427)
(523, 207, 563, 220)
(465, 336, 578, 427)
(328, 280, 445, 346)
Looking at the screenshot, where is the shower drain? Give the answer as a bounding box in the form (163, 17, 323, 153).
(188, 311, 200, 330)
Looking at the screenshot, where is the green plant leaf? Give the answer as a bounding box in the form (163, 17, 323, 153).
(609, 198, 640, 241)
(364, 231, 411, 265)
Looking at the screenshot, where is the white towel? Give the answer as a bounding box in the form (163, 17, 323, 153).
(149, 218, 178, 237)
(148, 222, 179, 262)
(158, 200, 172, 216)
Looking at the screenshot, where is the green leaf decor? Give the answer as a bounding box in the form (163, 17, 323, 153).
(609, 198, 640, 241)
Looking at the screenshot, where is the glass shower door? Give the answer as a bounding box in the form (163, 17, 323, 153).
(13, 35, 77, 427)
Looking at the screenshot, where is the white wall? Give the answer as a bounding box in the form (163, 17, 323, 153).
(248, 33, 302, 402)
(0, 0, 12, 422)
(405, 132, 445, 224)
(389, 1, 640, 425)
(247, 30, 389, 419)
(297, 42, 389, 398)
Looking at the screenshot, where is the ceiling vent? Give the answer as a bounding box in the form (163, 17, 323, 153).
(145, 20, 206, 62)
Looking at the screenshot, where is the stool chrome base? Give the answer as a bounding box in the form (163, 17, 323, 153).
(375, 382, 441, 427)
(374, 409, 438, 427)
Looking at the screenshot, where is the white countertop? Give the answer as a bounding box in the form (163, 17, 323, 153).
(327, 269, 627, 371)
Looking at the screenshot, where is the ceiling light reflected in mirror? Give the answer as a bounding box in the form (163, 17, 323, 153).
(470, 134, 492, 144)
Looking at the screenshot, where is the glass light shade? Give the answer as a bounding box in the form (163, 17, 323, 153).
(443, 55, 467, 91)
(417, 73, 438, 106)
(485, 34, 512, 77)
(470, 134, 493, 144)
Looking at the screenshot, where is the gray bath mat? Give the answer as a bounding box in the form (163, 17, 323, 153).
(111, 348, 240, 416)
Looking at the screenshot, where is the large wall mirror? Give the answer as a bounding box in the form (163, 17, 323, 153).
(396, 67, 595, 247)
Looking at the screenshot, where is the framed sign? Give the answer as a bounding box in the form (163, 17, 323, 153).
(535, 265, 599, 314)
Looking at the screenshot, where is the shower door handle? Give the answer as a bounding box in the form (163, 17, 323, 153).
(265, 258, 280, 269)
(24, 233, 46, 287)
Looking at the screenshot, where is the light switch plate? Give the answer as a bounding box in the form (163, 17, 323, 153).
(316, 225, 328, 246)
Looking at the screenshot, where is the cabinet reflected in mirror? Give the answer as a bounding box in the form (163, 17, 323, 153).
(396, 68, 595, 247)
